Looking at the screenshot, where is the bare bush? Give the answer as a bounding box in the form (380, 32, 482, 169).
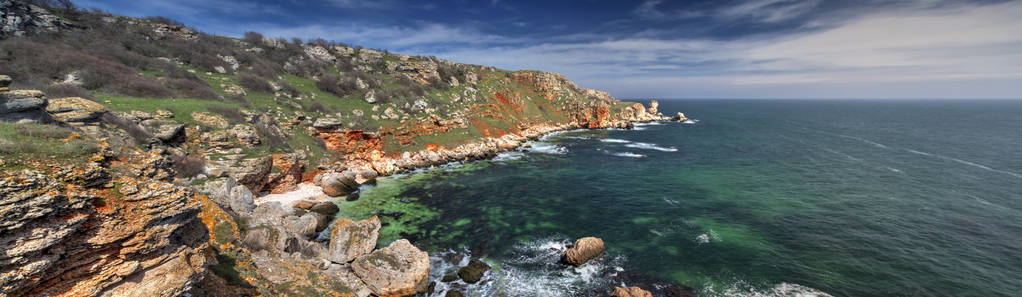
(237, 73, 273, 94)
(207, 105, 246, 124)
(171, 154, 206, 178)
(243, 32, 264, 45)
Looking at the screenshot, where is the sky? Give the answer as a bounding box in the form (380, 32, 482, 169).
(72, 0, 1022, 99)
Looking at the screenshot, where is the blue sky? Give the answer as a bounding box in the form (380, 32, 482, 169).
(73, 0, 1022, 99)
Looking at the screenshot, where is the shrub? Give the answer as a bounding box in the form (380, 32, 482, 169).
(163, 78, 218, 100)
(143, 16, 185, 27)
(171, 154, 206, 178)
(207, 105, 246, 124)
(43, 84, 93, 99)
(249, 60, 282, 79)
(277, 81, 299, 97)
(237, 73, 273, 94)
(243, 32, 264, 45)
(225, 94, 252, 108)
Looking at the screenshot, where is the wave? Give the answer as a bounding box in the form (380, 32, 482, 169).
(599, 138, 631, 143)
(683, 119, 697, 124)
(633, 122, 663, 126)
(906, 149, 1022, 179)
(493, 151, 526, 162)
(625, 142, 679, 152)
(611, 152, 645, 158)
(703, 282, 834, 297)
(426, 237, 622, 297)
(539, 129, 590, 141)
(524, 142, 568, 155)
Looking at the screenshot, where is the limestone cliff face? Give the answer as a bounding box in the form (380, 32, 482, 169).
(0, 150, 210, 297)
(0, 0, 74, 37)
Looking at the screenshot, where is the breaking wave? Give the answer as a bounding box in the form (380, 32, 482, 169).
(524, 142, 568, 155)
(625, 142, 679, 152)
(425, 237, 623, 297)
(600, 138, 632, 143)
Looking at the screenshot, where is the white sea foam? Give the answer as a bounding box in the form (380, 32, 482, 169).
(600, 138, 632, 143)
(493, 151, 526, 162)
(625, 142, 678, 152)
(633, 122, 663, 126)
(524, 142, 568, 154)
(539, 128, 589, 141)
(611, 152, 645, 158)
(696, 233, 711, 244)
(683, 119, 697, 124)
(704, 281, 834, 297)
(426, 237, 621, 297)
(907, 148, 1022, 179)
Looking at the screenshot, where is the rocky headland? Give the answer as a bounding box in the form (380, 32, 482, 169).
(0, 1, 688, 296)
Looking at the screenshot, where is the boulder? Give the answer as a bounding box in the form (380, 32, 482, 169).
(0, 89, 51, 124)
(310, 201, 340, 216)
(561, 237, 605, 266)
(611, 286, 653, 297)
(456, 258, 490, 284)
(321, 171, 360, 197)
(445, 290, 465, 297)
(352, 239, 431, 297)
(364, 89, 378, 104)
(354, 169, 378, 185)
(313, 117, 344, 129)
(227, 156, 272, 192)
(289, 212, 320, 239)
(328, 216, 381, 263)
(228, 185, 255, 213)
(674, 112, 688, 122)
(46, 97, 107, 123)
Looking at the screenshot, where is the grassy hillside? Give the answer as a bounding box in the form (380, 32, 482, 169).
(0, 3, 625, 172)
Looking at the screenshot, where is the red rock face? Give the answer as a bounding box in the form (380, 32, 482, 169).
(316, 129, 384, 155)
(0, 153, 210, 297)
(264, 154, 303, 194)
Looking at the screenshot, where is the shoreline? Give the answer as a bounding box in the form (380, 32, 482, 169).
(258, 108, 685, 205)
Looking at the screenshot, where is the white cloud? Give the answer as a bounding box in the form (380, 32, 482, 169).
(430, 1, 1022, 98)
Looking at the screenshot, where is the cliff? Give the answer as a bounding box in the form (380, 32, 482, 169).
(0, 1, 674, 296)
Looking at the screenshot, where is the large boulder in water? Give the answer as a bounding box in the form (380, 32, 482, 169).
(456, 258, 490, 283)
(352, 239, 431, 297)
(328, 216, 381, 263)
(320, 171, 360, 197)
(561, 237, 605, 266)
(611, 286, 653, 297)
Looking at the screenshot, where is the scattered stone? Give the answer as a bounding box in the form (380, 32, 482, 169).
(561, 237, 605, 266)
(351, 239, 431, 297)
(441, 274, 458, 282)
(364, 89, 378, 104)
(191, 111, 229, 129)
(328, 216, 381, 263)
(154, 109, 174, 119)
(457, 258, 490, 284)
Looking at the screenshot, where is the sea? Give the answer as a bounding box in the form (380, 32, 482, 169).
(336, 99, 1022, 297)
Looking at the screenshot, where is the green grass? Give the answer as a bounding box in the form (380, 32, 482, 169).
(0, 122, 99, 167)
(94, 93, 241, 125)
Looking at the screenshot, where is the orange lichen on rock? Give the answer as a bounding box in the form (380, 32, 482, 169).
(265, 154, 303, 194)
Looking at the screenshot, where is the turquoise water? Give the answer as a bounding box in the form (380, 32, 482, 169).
(341, 99, 1022, 297)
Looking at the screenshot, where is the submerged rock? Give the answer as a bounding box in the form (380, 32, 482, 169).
(328, 216, 381, 263)
(445, 290, 465, 297)
(561, 237, 605, 266)
(457, 258, 490, 283)
(351, 239, 431, 297)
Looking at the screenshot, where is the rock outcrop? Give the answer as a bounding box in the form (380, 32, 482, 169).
(46, 96, 107, 124)
(561, 237, 605, 266)
(352, 239, 431, 297)
(0, 150, 210, 297)
(1, 87, 52, 124)
(1, 0, 75, 37)
(328, 216, 381, 264)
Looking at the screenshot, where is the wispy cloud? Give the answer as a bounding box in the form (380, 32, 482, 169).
(431, 1, 1022, 98)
